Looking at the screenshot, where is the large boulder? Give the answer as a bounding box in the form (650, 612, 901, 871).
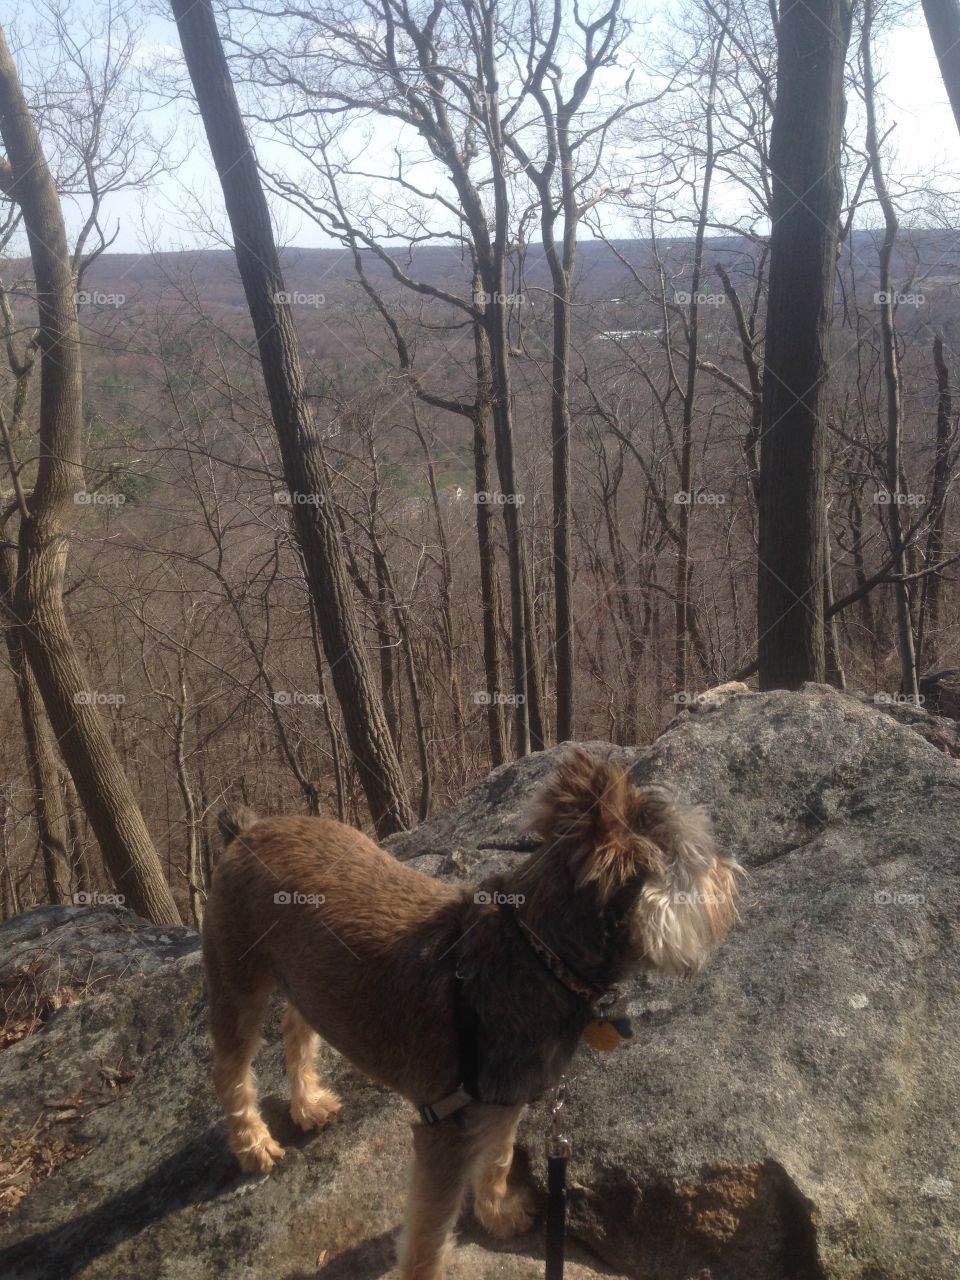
(1, 686, 958, 1279)
(0, 905, 617, 1280)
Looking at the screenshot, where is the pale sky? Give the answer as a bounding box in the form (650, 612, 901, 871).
(5, 1, 960, 254)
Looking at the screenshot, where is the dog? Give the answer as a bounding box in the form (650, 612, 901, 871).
(203, 748, 740, 1280)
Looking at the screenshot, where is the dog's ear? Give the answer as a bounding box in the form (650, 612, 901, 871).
(530, 749, 651, 899)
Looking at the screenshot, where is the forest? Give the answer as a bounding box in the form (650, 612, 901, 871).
(1, 0, 959, 926)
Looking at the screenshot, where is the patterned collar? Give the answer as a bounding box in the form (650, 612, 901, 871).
(505, 905, 618, 1011)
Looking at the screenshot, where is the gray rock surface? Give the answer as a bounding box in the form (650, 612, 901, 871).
(1, 686, 958, 1279)
(848, 688, 960, 757)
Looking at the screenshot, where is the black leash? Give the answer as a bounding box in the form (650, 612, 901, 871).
(545, 1079, 570, 1280)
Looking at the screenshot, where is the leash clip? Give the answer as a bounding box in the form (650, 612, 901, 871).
(546, 1077, 571, 1159)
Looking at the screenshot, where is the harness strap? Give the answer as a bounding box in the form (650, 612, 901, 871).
(419, 900, 618, 1124)
(419, 1085, 474, 1126)
(420, 904, 485, 1124)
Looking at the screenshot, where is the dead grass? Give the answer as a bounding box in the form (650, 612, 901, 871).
(0, 1116, 89, 1217)
(0, 954, 87, 1050)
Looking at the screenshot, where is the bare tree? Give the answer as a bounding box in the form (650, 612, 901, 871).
(503, 0, 630, 739)
(170, 0, 413, 835)
(757, 0, 853, 690)
(0, 23, 181, 923)
(860, 0, 918, 698)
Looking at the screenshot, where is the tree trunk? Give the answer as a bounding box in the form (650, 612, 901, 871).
(862, 0, 919, 699)
(472, 314, 508, 767)
(0, 27, 181, 924)
(757, 0, 852, 690)
(918, 335, 952, 666)
(1, 548, 71, 903)
(170, 0, 412, 835)
(922, 0, 960, 131)
(823, 536, 846, 689)
(543, 151, 576, 742)
(482, 278, 536, 755)
(475, 30, 544, 754)
(676, 30, 722, 695)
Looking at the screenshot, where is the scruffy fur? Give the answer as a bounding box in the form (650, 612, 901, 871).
(203, 749, 740, 1279)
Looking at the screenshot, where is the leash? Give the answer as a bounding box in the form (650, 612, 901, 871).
(545, 1078, 570, 1280)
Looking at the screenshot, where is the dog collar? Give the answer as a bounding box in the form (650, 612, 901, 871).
(505, 906, 618, 1011)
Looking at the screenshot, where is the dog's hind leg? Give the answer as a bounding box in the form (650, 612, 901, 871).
(282, 1003, 341, 1132)
(471, 1105, 536, 1239)
(208, 964, 283, 1175)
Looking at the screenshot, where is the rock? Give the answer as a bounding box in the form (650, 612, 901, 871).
(849, 687, 960, 758)
(0, 905, 201, 1009)
(1, 686, 958, 1280)
(919, 668, 960, 720)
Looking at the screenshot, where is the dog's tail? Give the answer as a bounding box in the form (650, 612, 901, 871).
(217, 806, 258, 848)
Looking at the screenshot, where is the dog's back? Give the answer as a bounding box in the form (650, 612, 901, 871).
(203, 811, 464, 1099)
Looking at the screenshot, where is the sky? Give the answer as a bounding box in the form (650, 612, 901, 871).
(4, 0, 960, 255)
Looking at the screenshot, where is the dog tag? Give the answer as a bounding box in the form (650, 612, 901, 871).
(582, 1016, 634, 1052)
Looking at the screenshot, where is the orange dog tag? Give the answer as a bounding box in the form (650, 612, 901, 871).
(582, 1016, 633, 1051)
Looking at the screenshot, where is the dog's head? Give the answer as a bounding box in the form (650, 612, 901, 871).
(528, 748, 741, 977)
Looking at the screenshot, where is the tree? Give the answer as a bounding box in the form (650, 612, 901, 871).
(922, 0, 960, 133)
(0, 23, 181, 923)
(503, 0, 631, 739)
(757, 0, 853, 690)
(170, 0, 413, 835)
(860, 0, 918, 699)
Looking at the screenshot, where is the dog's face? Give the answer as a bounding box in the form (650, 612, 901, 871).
(529, 749, 741, 977)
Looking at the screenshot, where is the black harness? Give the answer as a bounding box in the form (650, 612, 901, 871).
(419, 904, 615, 1125)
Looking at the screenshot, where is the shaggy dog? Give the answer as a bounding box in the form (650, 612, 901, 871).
(203, 748, 740, 1279)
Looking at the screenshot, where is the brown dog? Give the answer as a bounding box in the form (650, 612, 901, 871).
(203, 749, 740, 1279)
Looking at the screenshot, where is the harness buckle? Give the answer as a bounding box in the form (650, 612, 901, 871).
(419, 1084, 474, 1126)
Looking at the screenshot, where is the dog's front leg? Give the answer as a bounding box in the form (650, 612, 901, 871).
(398, 1118, 477, 1280)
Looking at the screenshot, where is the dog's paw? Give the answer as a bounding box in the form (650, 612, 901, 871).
(477, 1184, 537, 1239)
(291, 1087, 341, 1132)
(235, 1133, 285, 1175)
